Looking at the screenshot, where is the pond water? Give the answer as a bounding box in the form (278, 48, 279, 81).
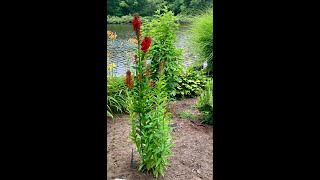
(107, 24, 198, 76)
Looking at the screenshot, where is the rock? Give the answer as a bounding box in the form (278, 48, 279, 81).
(196, 169, 201, 174)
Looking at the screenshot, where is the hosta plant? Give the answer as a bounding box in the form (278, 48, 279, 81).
(174, 67, 209, 99)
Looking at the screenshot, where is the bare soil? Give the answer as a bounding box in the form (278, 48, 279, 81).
(106, 97, 213, 180)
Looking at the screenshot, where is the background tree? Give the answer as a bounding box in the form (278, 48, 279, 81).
(107, 0, 213, 17)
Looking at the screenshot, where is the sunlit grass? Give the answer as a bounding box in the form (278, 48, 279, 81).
(189, 7, 213, 75)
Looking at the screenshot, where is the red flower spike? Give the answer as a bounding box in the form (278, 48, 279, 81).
(132, 14, 141, 35)
(141, 37, 152, 53)
(125, 70, 134, 89)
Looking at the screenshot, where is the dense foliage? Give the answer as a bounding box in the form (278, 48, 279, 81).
(127, 15, 173, 178)
(107, 0, 213, 17)
(189, 7, 213, 75)
(196, 78, 213, 124)
(174, 67, 209, 99)
(107, 14, 194, 24)
(142, 6, 183, 98)
(107, 76, 128, 117)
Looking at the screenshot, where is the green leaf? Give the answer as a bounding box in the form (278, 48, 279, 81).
(159, 165, 164, 177)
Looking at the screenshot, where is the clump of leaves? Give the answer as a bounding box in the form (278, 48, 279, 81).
(196, 78, 213, 124)
(142, 6, 183, 98)
(174, 67, 209, 99)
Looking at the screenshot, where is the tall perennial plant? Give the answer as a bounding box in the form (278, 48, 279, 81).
(126, 13, 174, 178)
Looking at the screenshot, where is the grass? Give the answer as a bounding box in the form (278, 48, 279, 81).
(188, 7, 213, 75)
(176, 111, 198, 120)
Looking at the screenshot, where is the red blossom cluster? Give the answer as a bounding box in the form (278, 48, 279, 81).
(132, 14, 141, 37)
(141, 37, 152, 53)
(125, 70, 134, 89)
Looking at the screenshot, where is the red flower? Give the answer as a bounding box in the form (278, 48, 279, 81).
(132, 14, 141, 34)
(141, 37, 152, 53)
(125, 70, 134, 89)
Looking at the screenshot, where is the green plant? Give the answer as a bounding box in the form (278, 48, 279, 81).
(188, 7, 213, 75)
(196, 78, 213, 124)
(127, 15, 173, 178)
(176, 111, 198, 119)
(142, 6, 183, 98)
(107, 76, 128, 116)
(174, 67, 208, 99)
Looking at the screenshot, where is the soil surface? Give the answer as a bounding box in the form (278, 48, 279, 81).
(106, 97, 213, 180)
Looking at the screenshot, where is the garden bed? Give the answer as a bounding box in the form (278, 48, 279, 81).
(106, 97, 213, 180)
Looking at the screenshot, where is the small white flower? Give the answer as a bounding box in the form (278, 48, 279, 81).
(203, 61, 208, 68)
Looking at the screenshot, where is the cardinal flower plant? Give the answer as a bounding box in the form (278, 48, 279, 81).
(126, 13, 174, 178)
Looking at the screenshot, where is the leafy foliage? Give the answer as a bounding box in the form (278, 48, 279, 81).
(196, 78, 213, 124)
(142, 6, 183, 98)
(107, 76, 128, 119)
(188, 7, 213, 75)
(107, 15, 133, 24)
(174, 67, 209, 99)
(107, 0, 213, 17)
(107, 31, 128, 119)
(107, 14, 194, 24)
(127, 18, 173, 178)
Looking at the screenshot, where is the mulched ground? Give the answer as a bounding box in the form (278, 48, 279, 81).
(106, 97, 213, 180)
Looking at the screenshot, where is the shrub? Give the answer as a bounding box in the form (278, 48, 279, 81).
(142, 6, 183, 98)
(196, 78, 213, 124)
(188, 7, 213, 75)
(107, 15, 155, 24)
(174, 67, 209, 99)
(107, 15, 133, 24)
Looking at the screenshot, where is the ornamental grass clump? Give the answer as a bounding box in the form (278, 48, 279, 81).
(188, 7, 213, 75)
(126, 13, 174, 178)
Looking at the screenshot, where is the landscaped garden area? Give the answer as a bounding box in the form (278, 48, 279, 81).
(107, 1, 213, 179)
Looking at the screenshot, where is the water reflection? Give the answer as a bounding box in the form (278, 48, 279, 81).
(107, 24, 197, 76)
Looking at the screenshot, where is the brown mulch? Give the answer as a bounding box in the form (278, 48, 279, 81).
(106, 97, 213, 180)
